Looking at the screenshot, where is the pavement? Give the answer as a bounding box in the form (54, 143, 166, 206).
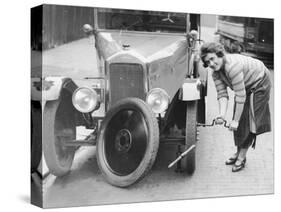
(31, 37, 99, 79)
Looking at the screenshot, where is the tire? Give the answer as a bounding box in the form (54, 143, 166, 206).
(31, 101, 42, 171)
(97, 98, 159, 187)
(43, 100, 76, 176)
(181, 100, 198, 175)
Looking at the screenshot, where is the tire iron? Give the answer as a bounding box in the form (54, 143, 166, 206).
(168, 144, 196, 169)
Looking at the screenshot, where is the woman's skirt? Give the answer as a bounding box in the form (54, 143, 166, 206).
(233, 69, 272, 148)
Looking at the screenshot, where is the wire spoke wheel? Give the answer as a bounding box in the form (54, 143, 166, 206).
(97, 98, 159, 187)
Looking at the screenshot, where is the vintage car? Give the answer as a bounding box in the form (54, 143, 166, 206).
(31, 8, 207, 187)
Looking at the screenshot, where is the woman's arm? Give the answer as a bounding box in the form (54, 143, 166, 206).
(218, 97, 228, 119)
(233, 102, 244, 122)
(212, 72, 229, 123)
(227, 60, 247, 130)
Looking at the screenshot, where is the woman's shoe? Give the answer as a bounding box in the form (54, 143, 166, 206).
(232, 158, 246, 172)
(225, 155, 238, 165)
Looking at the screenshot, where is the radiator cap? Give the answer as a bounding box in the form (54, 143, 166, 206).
(122, 44, 130, 50)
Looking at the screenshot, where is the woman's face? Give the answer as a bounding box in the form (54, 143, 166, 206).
(203, 53, 224, 71)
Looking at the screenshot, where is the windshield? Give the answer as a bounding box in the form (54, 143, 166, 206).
(97, 8, 187, 33)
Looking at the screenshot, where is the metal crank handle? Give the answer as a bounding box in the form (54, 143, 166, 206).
(223, 120, 230, 128)
(197, 119, 230, 128)
(197, 119, 215, 127)
(168, 144, 196, 169)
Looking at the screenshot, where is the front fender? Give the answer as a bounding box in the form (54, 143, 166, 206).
(179, 78, 201, 101)
(31, 77, 77, 101)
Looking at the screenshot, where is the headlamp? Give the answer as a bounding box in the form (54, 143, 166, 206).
(146, 88, 170, 114)
(72, 87, 99, 113)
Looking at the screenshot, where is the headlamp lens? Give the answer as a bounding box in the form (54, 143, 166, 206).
(146, 88, 169, 114)
(72, 87, 99, 113)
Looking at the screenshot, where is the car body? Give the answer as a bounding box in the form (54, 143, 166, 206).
(31, 8, 208, 187)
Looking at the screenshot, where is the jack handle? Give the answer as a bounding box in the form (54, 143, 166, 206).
(168, 145, 196, 169)
(197, 119, 229, 128)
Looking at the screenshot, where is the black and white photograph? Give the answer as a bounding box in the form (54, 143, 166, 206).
(30, 3, 275, 209)
(1, 0, 280, 211)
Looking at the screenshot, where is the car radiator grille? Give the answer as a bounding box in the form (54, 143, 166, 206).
(109, 63, 145, 107)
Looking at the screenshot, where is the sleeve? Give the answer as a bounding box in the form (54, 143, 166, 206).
(228, 66, 246, 104)
(212, 72, 229, 100)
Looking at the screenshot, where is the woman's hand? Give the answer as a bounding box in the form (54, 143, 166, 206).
(229, 120, 239, 131)
(215, 116, 225, 125)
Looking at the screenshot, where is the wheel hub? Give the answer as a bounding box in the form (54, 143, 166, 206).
(115, 129, 132, 153)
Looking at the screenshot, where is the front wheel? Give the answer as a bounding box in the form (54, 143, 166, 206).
(181, 100, 198, 174)
(96, 98, 159, 187)
(31, 101, 42, 171)
(43, 100, 76, 176)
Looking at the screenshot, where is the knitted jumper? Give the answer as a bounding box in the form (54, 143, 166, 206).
(212, 54, 268, 104)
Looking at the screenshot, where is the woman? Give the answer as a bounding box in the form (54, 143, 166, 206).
(200, 42, 272, 172)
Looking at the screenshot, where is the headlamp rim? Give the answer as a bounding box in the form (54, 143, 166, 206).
(146, 88, 170, 114)
(72, 86, 99, 113)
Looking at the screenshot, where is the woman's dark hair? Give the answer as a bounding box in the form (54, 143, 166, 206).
(200, 42, 225, 68)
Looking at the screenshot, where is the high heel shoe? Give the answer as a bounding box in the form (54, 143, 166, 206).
(225, 155, 238, 165)
(232, 158, 246, 172)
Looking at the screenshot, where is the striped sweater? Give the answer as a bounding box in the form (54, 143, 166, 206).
(212, 54, 268, 104)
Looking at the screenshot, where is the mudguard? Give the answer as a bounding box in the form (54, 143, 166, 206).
(179, 78, 202, 101)
(31, 77, 77, 101)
